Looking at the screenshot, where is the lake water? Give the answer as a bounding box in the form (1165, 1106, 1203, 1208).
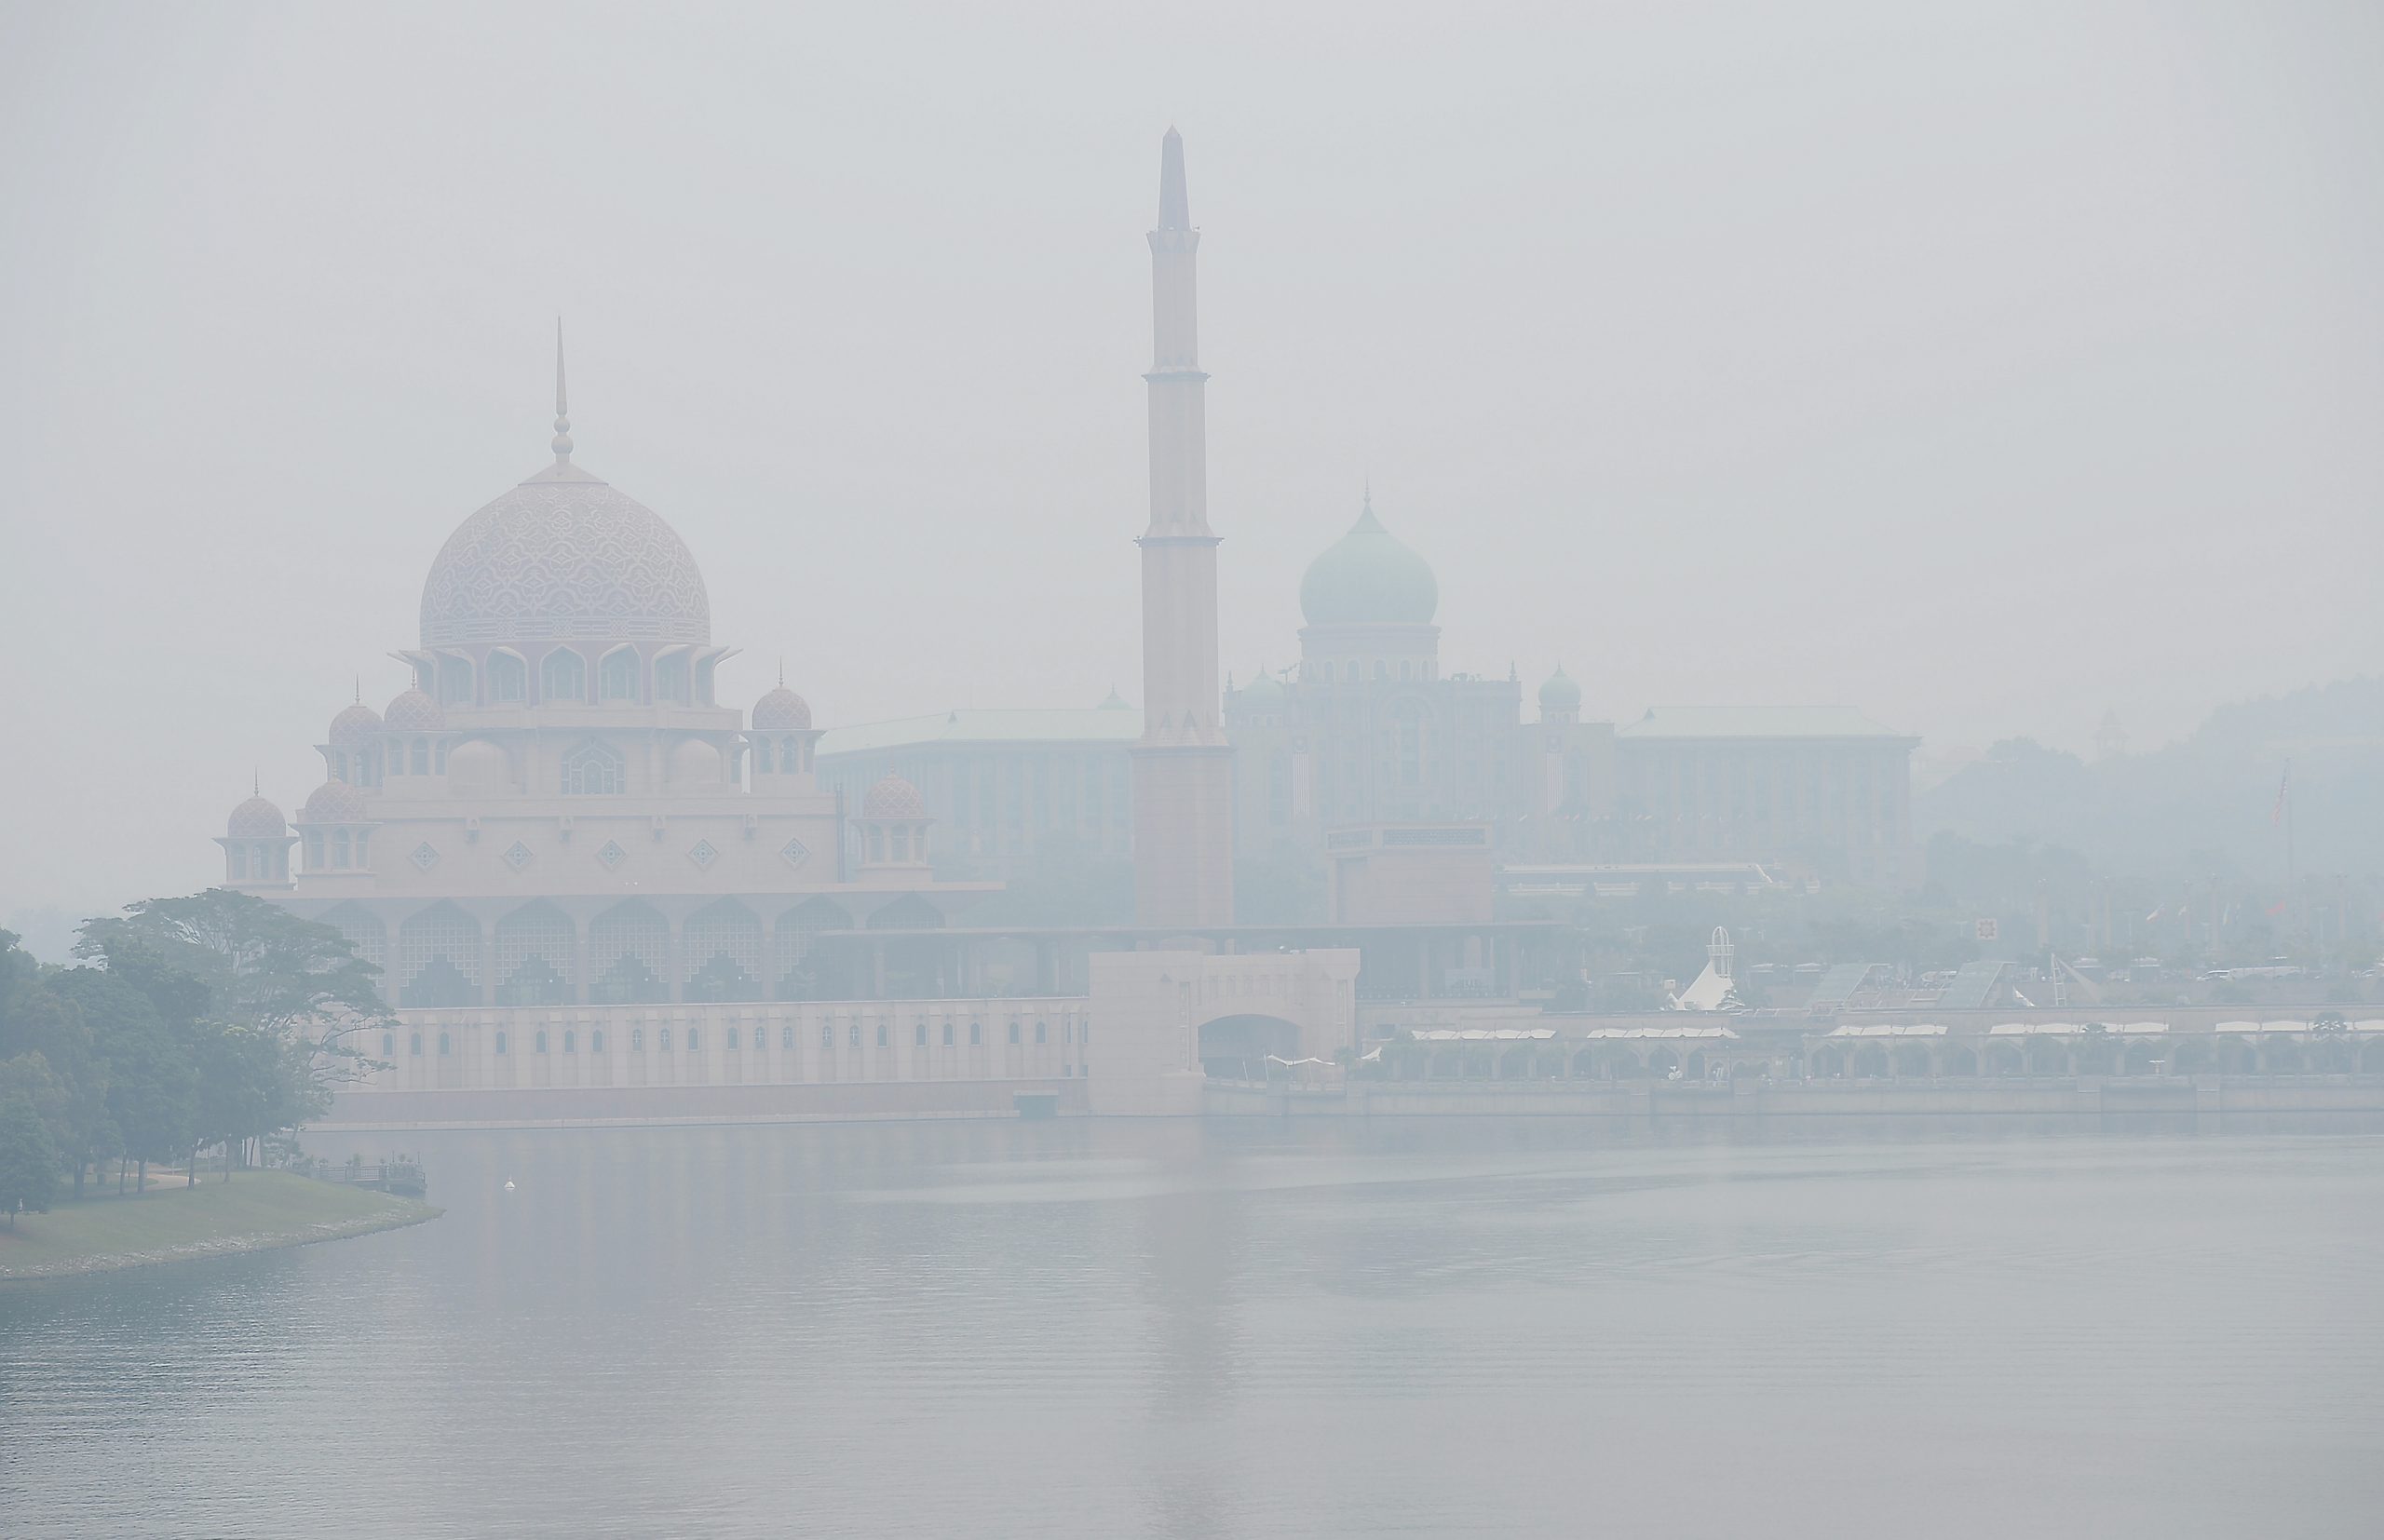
(3, 1114, 2380, 1539)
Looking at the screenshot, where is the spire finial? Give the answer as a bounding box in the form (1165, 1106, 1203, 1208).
(1158, 127, 1190, 231)
(253, 768, 261, 795)
(551, 317, 574, 463)
(777, 655, 785, 687)
(354, 675, 361, 704)
(1363, 473, 1372, 513)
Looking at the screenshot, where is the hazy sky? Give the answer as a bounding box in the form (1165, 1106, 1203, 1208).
(3, 1, 2379, 916)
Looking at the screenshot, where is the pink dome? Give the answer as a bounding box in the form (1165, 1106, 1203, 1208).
(329, 701, 384, 747)
(225, 795, 287, 839)
(385, 687, 445, 732)
(299, 779, 370, 825)
(751, 685, 812, 731)
(861, 773, 927, 820)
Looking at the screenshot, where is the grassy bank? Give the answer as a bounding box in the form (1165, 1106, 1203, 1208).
(0, 1170, 440, 1281)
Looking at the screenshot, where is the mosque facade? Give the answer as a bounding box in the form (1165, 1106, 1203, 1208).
(217, 338, 986, 1013)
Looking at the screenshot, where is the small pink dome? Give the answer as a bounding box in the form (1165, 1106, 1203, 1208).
(225, 795, 287, 839)
(385, 687, 445, 731)
(861, 773, 927, 820)
(751, 685, 812, 731)
(299, 779, 370, 825)
(329, 701, 384, 747)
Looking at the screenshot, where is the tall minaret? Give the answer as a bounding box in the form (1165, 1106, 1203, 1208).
(1132, 128, 1235, 928)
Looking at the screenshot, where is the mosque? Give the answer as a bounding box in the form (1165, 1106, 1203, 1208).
(212, 130, 1942, 1125)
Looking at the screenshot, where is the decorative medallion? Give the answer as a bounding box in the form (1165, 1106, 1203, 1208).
(686, 838, 719, 870)
(779, 837, 809, 868)
(596, 840, 628, 871)
(411, 842, 440, 871)
(503, 840, 534, 871)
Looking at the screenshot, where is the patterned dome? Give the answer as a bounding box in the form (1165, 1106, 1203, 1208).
(861, 773, 928, 820)
(1539, 666, 1581, 713)
(751, 685, 812, 731)
(419, 466, 710, 649)
(1301, 500, 1438, 627)
(299, 779, 370, 825)
(328, 701, 383, 747)
(1239, 669, 1288, 706)
(225, 795, 287, 839)
(384, 687, 445, 732)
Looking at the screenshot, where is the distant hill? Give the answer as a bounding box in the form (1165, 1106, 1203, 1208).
(1917, 678, 2384, 879)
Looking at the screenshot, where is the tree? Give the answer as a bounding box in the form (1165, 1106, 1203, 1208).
(0, 1090, 61, 1227)
(78, 891, 393, 1178)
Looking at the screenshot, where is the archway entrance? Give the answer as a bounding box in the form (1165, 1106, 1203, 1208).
(1199, 1014, 1303, 1081)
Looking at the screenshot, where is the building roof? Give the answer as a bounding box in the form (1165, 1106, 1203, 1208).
(817, 707, 1145, 758)
(1617, 706, 1913, 742)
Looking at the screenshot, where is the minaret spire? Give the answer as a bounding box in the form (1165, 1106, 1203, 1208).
(551, 317, 574, 464)
(1132, 128, 1234, 926)
(1158, 126, 1190, 231)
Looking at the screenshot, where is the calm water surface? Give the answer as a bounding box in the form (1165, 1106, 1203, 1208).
(3, 1115, 2379, 1539)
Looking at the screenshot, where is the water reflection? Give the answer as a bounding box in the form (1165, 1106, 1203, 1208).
(2, 1115, 2380, 1539)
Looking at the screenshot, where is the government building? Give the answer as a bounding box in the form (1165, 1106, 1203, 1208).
(818, 494, 1919, 892)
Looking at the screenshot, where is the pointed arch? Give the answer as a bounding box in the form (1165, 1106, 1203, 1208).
(486, 648, 528, 703)
(560, 738, 626, 795)
(320, 903, 388, 1001)
(589, 899, 669, 1005)
(397, 902, 480, 1007)
(684, 898, 764, 1002)
(494, 900, 575, 1006)
(598, 645, 642, 703)
(540, 647, 588, 704)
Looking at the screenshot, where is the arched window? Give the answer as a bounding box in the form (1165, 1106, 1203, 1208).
(410, 1032, 422, 1056)
(820, 1022, 833, 1047)
(630, 1028, 643, 1051)
(440, 657, 474, 706)
(941, 1021, 954, 1047)
(875, 1021, 887, 1047)
(563, 1030, 576, 1053)
(494, 1031, 508, 1055)
(655, 653, 689, 704)
(779, 1025, 793, 1050)
(657, 1027, 672, 1051)
(230, 846, 249, 880)
(1007, 1020, 1020, 1045)
(332, 830, 351, 869)
(561, 739, 626, 795)
(534, 1030, 548, 1053)
(599, 648, 641, 703)
(726, 1027, 739, 1050)
(305, 832, 325, 870)
(487, 651, 527, 703)
(969, 1021, 982, 1046)
(381, 1032, 395, 1057)
(847, 1022, 860, 1047)
(1035, 1020, 1047, 1044)
(437, 1031, 452, 1056)
(685, 1028, 699, 1052)
(540, 648, 587, 703)
(590, 1030, 603, 1052)
(914, 1020, 928, 1047)
(410, 738, 429, 775)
